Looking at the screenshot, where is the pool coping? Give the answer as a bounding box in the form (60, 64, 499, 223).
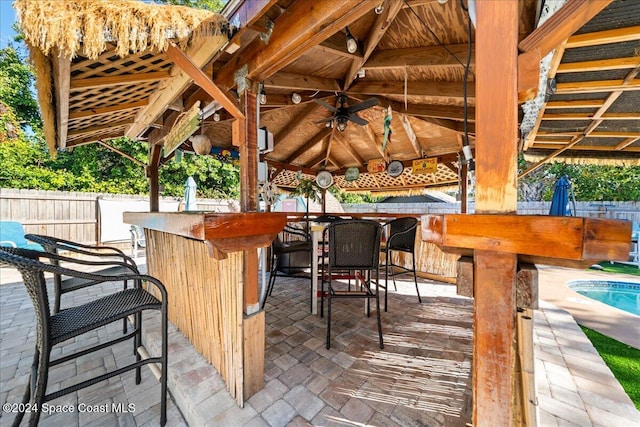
(537, 265, 640, 350)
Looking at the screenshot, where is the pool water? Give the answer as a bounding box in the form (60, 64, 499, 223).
(568, 280, 640, 316)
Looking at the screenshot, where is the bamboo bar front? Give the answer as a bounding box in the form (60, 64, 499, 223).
(124, 211, 287, 404)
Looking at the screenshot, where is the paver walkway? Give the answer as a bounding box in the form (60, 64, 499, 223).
(1, 263, 638, 426)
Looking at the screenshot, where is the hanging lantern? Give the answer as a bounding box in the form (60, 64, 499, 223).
(190, 135, 212, 155)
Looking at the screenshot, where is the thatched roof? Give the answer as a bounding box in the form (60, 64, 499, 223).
(15, 0, 229, 155)
(15, 0, 226, 59)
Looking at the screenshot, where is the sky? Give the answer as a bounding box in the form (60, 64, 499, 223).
(0, 0, 17, 49)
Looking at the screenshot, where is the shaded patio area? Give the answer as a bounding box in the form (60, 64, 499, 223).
(1, 262, 638, 426)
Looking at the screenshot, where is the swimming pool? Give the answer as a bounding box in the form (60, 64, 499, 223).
(567, 280, 640, 316)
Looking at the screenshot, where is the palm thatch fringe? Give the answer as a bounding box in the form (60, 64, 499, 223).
(15, 0, 228, 59)
(29, 47, 57, 155)
(523, 153, 640, 167)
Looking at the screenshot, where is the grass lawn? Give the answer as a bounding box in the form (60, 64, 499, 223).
(580, 326, 640, 410)
(593, 261, 640, 276)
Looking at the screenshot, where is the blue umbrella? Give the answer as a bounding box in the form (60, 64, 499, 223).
(184, 176, 197, 211)
(549, 176, 573, 216)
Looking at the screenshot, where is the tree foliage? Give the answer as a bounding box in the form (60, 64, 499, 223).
(0, 47, 40, 130)
(153, 0, 227, 12)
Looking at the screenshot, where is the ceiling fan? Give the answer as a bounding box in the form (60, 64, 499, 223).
(313, 94, 379, 131)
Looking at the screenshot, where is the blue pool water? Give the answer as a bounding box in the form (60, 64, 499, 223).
(568, 280, 640, 316)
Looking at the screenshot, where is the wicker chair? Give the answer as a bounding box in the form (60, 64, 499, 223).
(323, 219, 383, 349)
(380, 217, 421, 311)
(25, 234, 139, 314)
(262, 224, 312, 309)
(0, 246, 168, 427)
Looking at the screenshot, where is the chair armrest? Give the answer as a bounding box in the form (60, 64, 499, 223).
(26, 234, 137, 269)
(0, 240, 18, 248)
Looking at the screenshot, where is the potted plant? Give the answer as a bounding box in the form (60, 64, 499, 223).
(291, 172, 321, 230)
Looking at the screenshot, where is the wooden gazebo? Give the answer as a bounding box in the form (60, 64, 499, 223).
(17, 0, 635, 425)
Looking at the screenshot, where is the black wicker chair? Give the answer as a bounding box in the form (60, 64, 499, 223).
(323, 219, 383, 349)
(25, 234, 139, 314)
(262, 224, 312, 309)
(380, 217, 421, 311)
(0, 246, 168, 427)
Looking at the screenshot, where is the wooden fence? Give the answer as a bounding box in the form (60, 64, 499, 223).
(0, 188, 239, 246)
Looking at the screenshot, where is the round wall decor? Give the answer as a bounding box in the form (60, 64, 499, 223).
(345, 167, 360, 182)
(316, 171, 334, 189)
(387, 160, 404, 177)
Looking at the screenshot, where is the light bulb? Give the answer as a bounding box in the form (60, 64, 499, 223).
(291, 93, 302, 104)
(259, 91, 267, 105)
(336, 117, 348, 132)
(357, 69, 365, 78)
(213, 112, 220, 122)
(374, 4, 384, 14)
(345, 27, 358, 54)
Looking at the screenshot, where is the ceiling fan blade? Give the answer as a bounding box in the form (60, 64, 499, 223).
(348, 114, 369, 126)
(347, 97, 380, 113)
(313, 98, 338, 113)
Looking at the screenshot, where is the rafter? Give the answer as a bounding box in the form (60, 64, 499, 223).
(96, 140, 147, 167)
(541, 112, 640, 121)
(555, 78, 640, 94)
(556, 56, 640, 73)
(215, 0, 377, 89)
(69, 100, 147, 120)
(343, 0, 403, 90)
(528, 143, 640, 152)
(283, 127, 332, 164)
(333, 131, 366, 165)
(518, 0, 612, 57)
(350, 95, 474, 121)
(70, 71, 170, 90)
(545, 99, 605, 109)
(399, 115, 422, 157)
(565, 25, 640, 48)
(275, 102, 321, 143)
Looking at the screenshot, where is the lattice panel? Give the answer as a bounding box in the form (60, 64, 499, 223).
(274, 162, 460, 193)
(68, 109, 139, 133)
(71, 49, 173, 79)
(69, 82, 157, 113)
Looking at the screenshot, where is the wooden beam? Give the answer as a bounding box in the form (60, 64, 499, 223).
(263, 71, 340, 92)
(125, 35, 227, 139)
(264, 159, 317, 176)
(364, 44, 474, 70)
(69, 100, 147, 120)
(344, 0, 403, 90)
(545, 99, 605, 109)
(541, 112, 640, 121)
(96, 140, 147, 167)
(353, 96, 474, 121)
(556, 56, 640, 73)
(348, 80, 473, 101)
(333, 131, 366, 165)
(615, 137, 640, 151)
(70, 71, 170, 90)
(555, 78, 640, 94)
(518, 0, 613, 57)
(166, 43, 243, 119)
(528, 143, 640, 152)
(518, 49, 541, 103)
(565, 25, 640, 48)
(215, 0, 377, 89)
(474, 2, 519, 426)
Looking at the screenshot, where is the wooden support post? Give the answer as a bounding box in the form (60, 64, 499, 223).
(474, 2, 519, 426)
(236, 88, 265, 399)
(148, 144, 162, 212)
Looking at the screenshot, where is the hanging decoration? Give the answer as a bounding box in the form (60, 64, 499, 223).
(382, 105, 392, 152)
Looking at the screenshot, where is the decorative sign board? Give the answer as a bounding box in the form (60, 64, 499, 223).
(164, 102, 201, 156)
(412, 158, 438, 174)
(367, 158, 387, 174)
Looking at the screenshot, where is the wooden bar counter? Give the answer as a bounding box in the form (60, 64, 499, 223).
(123, 211, 287, 405)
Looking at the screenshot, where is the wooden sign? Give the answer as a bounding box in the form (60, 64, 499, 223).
(412, 158, 438, 174)
(367, 158, 386, 174)
(163, 102, 201, 156)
